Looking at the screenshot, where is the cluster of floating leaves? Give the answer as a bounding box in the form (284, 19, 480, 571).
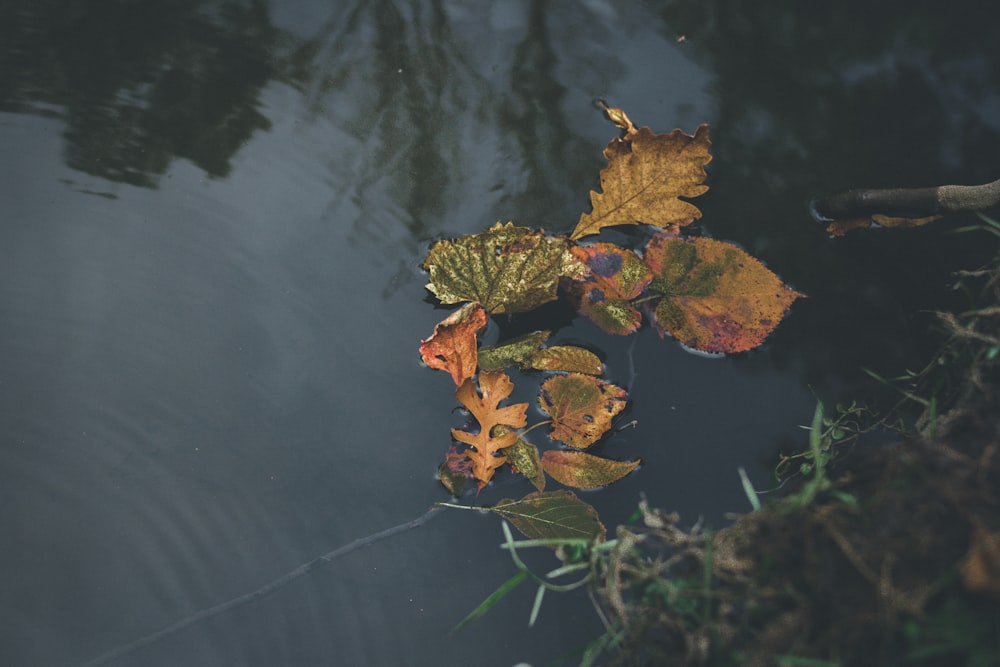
(419, 105, 803, 540)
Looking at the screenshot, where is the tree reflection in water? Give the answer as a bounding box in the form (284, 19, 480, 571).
(0, 1, 276, 187)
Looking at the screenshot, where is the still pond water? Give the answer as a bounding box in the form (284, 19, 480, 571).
(2, 2, 997, 665)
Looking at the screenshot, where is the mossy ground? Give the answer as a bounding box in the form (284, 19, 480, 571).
(594, 234, 1000, 666)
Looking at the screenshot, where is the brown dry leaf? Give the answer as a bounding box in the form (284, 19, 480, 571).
(961, 522, 1000, 599)
(571, 120, 712, 240)
(538, 374, 627, 449)
(825, 217, 874, 237)
(826, 213, 943, 236)
(419, 302, 488, 385)
(451, 371, 528, 490)
(540, 450, 640, 489)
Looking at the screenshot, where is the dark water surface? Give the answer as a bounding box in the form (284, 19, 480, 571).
(2, 2, 997, 665)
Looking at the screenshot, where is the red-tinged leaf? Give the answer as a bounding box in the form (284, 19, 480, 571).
(568, 244, 653, 335)
(541, 450, 640, 488)
(501, 434, 545, 492)
(439, 442, 474, 497)
(644, 232, 804, 354)
(451, 371, 528, 489)
(490, 490, 606, 541)
(420, 302, 488, 385)
(538, 374, 627, 449)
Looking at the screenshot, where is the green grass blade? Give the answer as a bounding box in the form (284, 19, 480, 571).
(528, 584, 546, 627)
(738, 466, 762, 511)
(451, 570, 528, 633)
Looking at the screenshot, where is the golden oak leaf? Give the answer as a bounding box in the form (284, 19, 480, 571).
(538, 374, 627, 449)
(451, 371, 528, 490)
(423, 222, 586, 314)
(571, 122, 712, 240)
(419, 302, 488, 385)
(540, 450, 640, 489)
(644, 231, 804, 354)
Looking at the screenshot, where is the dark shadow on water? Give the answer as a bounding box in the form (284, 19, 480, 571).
(655, 0, 1000, 408)
(0, 0, 275, 187)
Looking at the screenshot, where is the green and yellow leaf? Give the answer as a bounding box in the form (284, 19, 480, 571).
(424, 222, 586, 314)
(538, 374, 627, 449)
(526, 346, 603, 375)
(478, 331, 551, 371)
(490, 490, 606, 541)
(501, 434, 545, 492)
(540, 450, 640, 488)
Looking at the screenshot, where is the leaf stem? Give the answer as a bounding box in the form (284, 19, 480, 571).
(435, 501, 487, 511)
(517, 420, 552, 438)
(630, 293, 663, 305)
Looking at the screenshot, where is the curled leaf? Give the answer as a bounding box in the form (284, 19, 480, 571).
(478, 332, 603, 375)
(423, 222, 586, 314)
(571, 122, 712, 240)
(451, 371, 528, 490)
(438, 442, 475, 497)
(827, 213, 943, 237)
(419, 302, 488, 385)
(500, 433, 545, 492)
(568, 243, 653, 335)
(526, 346, 604, 375)
(540, 450, 640, 489)
(490, 490, 606, 541)
(538, 374, 627, 449)
(644, 232, 804, 354)
(597, 100, 637, 135)
(478, 331, 551, 371)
